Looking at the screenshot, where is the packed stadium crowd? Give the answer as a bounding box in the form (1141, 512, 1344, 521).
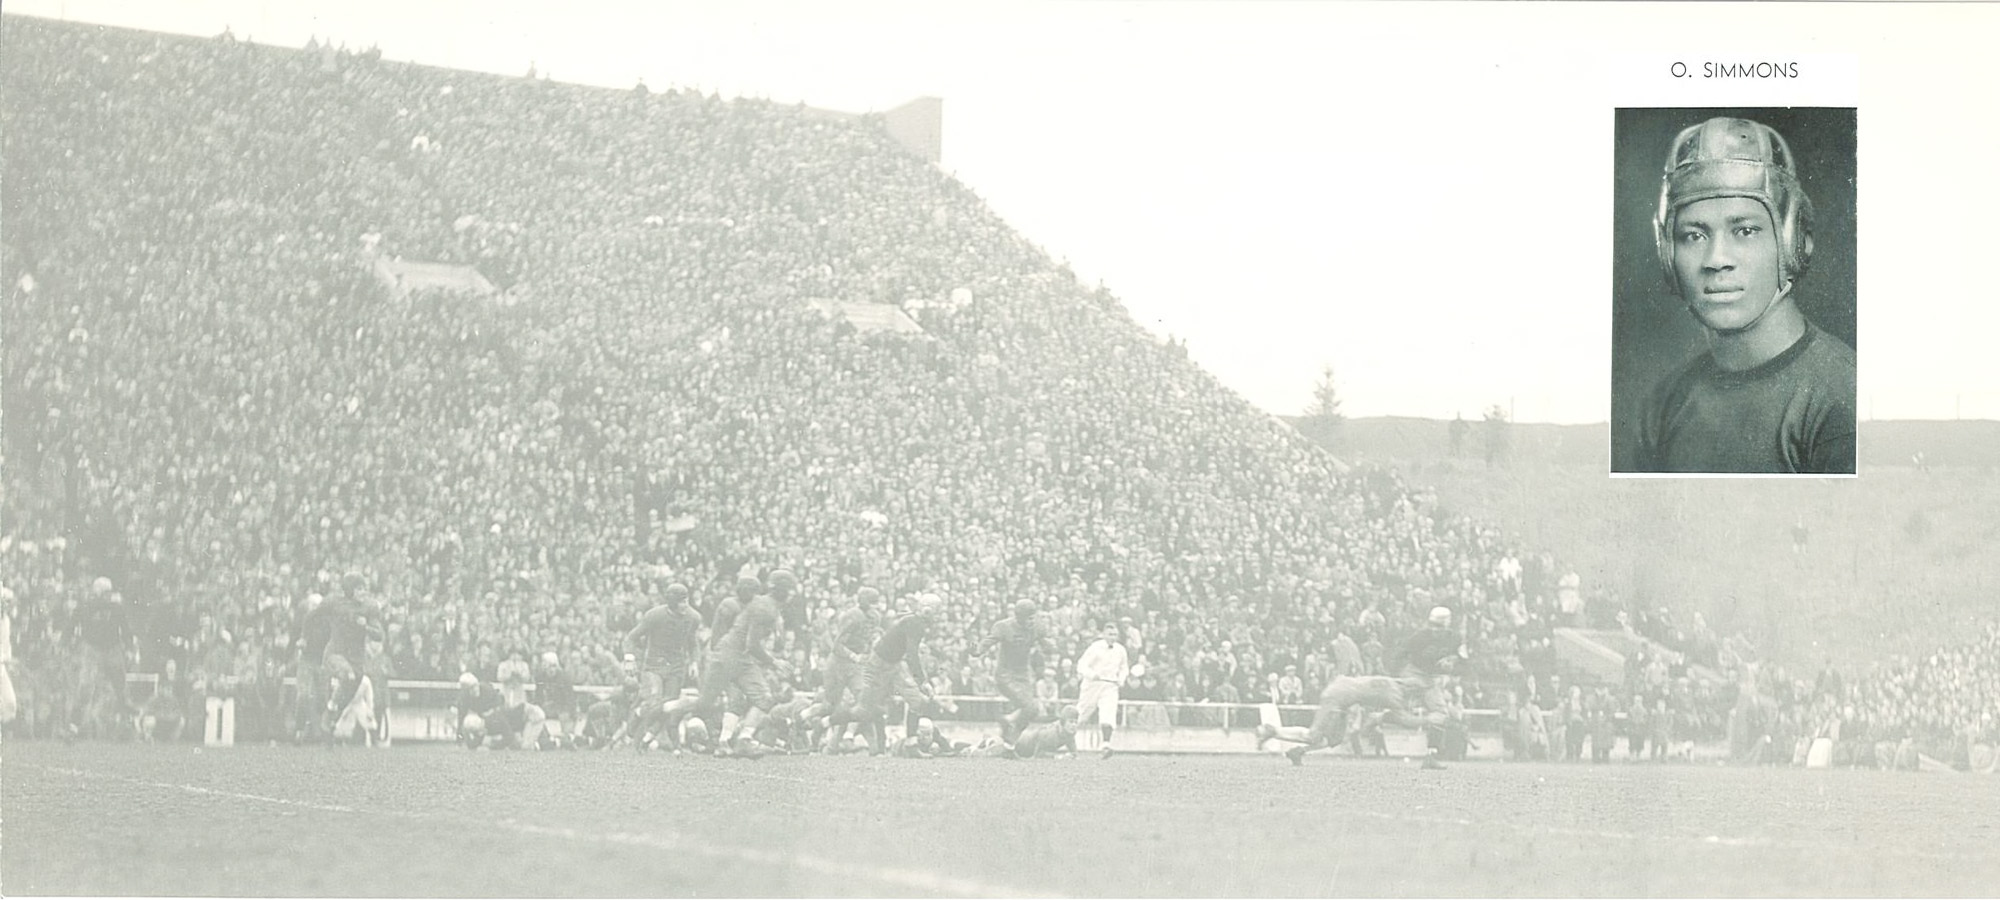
(1, 18, 1993, 766)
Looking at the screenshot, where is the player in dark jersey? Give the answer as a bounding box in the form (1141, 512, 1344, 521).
(831, 593, 940, 756)
(804, 586, 884, 752)
(685, 571, 784, 757)
(320, 574, 383, 731)
(753, 688, 819, 753)
(486, 666, 551, 750)
(978, 599, 1053, 746)
(891, 717, 973, 758)
(671, 573, 754, 745)
(453, 672, 505, 749)
(73, 578, 133, 739)
(621, 582, 702, 750)
(1274, 607, 1465, 768)
(1005, 705, 1081, 759)
(578, 679, 642, 750)
(535, 652, 577, 748)
(768, 569, 812, 673)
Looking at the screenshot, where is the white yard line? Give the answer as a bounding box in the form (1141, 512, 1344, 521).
(26, 764, 1053, 898)
(1101, 768, 1990, 863)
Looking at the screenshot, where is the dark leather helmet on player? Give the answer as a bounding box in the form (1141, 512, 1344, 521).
(1654, 117, 1815, 292)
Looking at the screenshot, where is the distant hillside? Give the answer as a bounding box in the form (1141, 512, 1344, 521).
(1296, 416, 2000, 669)
(1294, 416, 2000, 470)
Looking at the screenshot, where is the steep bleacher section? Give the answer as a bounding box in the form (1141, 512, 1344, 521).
(0, 16, 1636, 716)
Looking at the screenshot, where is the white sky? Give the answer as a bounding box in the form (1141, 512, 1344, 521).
(10, 1, 2000, 423)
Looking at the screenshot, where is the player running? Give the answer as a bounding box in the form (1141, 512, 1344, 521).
(1270, 606, 1466, 767)
(656, 572, 755, 748)
(320, 575, 383, 736)
(830, 592, 942, 756)
(805, 586, 884, 751)
(620, 582, 702, 751)
(978, 598, 1053, 746)
(1074, 622, 1130, 759)
(698, 570, 787, 757)
(768, 569, 811, 673)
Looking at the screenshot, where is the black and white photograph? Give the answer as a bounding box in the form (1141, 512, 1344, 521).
(4, 2, 2000, 898)
(1612, 107, 1858, 476)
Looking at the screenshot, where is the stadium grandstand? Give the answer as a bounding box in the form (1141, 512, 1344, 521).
(1, 14, 1993, 778)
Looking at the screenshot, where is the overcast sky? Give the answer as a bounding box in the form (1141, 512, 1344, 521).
(10, 1, 2000, 422)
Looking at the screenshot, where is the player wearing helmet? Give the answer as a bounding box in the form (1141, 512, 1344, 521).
(452, 672, 503, 749)
(1272, 607, 1464, 768)
(891, 716, 972, 758)
(1008, 705, 1081, 759)
(535, 652, 576, 748)
(73, 577, 132, 739)
(1633, 116, 1855, 474)
(978, 598, 1054, 746)
(674, 573, 755, 746)
(831, 592, 942, 755)
(578, 678, 642, 750)
(320, 574, 382, 735)
(767, 568, 811, 672)
(804, 585, 884, 752)
(622, 582, 701, 750)
(697, 571, 786, 757)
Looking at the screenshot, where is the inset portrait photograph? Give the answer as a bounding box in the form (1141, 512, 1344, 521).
(1611, 108, 1857, 475)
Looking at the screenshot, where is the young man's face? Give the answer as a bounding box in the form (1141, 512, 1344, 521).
(1671, 196, 1786, 332)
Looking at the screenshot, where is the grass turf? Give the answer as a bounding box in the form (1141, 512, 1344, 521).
(5, 740, 1997, 897)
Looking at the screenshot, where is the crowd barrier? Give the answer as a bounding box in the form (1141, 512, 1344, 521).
(120, 674, 1510, 756)
(105, 679, 1997, 769)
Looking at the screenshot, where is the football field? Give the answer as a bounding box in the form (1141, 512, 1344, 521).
(5, 740, 1996, 897)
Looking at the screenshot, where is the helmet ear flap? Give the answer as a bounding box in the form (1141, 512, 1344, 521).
(1654, 172, 1681, 290)
(1787, 194, 1815, 282)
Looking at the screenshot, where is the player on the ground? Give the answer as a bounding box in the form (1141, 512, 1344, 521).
(481, 665, 550, 750)
(1074, 621, 1129, 759)
(535, 652, 576, 748)
(891, 717, 973, 758)
(453, 671, 505, 749)
(577, 678, 642, 750)
(831, 592, 942, 756)
(989, 705, 1081, 759)
(1269, 606, 1465, 767)
(621, 582, 701, 750)
(753, 681, 819, 753)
